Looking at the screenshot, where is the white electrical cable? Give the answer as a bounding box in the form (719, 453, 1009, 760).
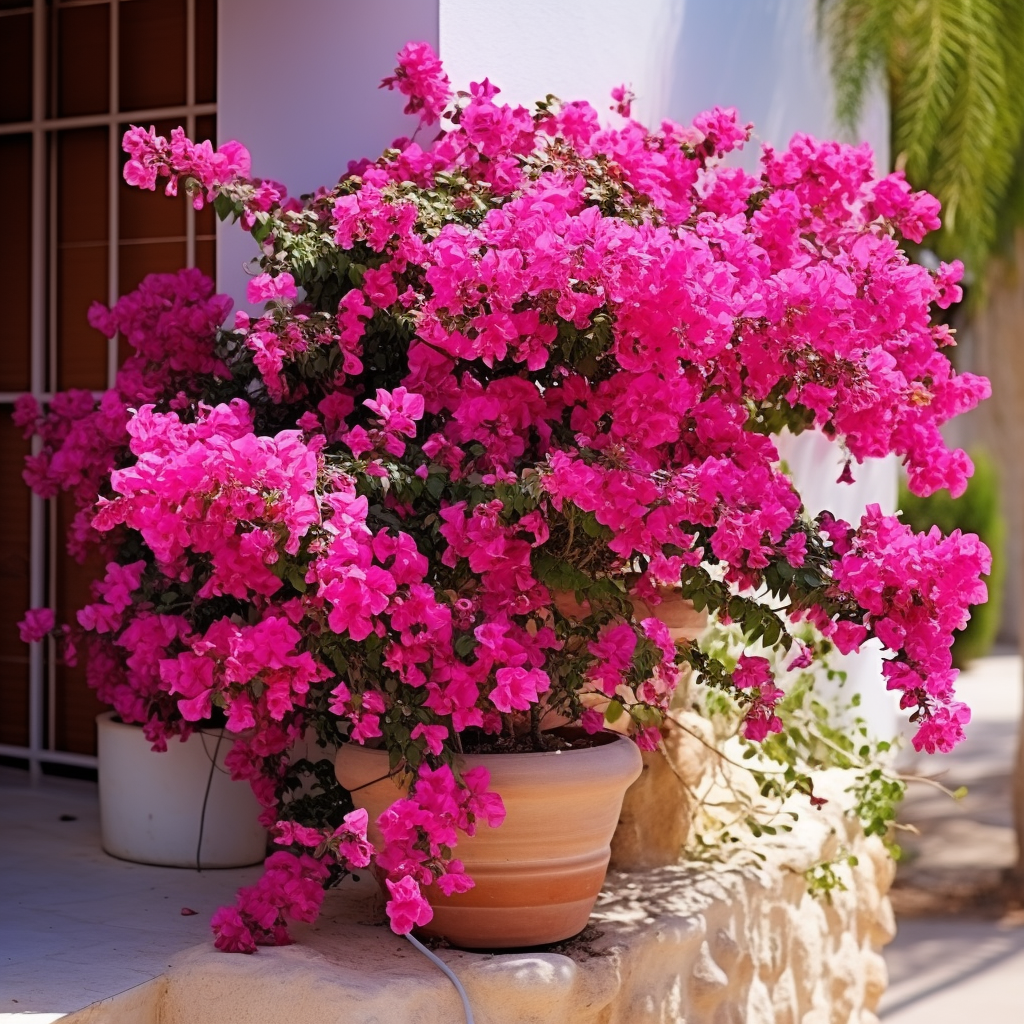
(405, 932, 475, 1023)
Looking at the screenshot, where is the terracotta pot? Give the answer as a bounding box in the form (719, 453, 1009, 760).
(335, 733, 642, 949)
(630, 588, 708, 643)
(553, 587, 708, 644)
(551, 588, 592, 621)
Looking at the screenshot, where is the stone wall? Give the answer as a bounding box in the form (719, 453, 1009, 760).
(591, 771, 896, 1024)
(62, 770, 894, 1024)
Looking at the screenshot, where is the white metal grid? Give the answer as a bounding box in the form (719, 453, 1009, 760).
(0, 0, 214, 776)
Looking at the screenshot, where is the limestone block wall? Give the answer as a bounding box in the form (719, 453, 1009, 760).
(62, 771, 895, 1024)
(591, 803, 896, 1023)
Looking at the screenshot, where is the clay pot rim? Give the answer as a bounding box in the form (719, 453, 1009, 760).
(340, 727, 623, 760)
(336, 730, 641, 790)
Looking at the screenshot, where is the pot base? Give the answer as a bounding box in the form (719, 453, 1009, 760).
(419, 897, 595, 949)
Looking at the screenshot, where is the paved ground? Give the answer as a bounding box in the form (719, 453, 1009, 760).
(880, 651, 1024, 1022)
(3, 654, 1022, 1021)
(0, 767, 263, 1018)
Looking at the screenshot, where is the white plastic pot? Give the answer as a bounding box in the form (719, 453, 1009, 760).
(96, 712, 267, 868)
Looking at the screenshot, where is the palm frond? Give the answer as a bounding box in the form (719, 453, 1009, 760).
(823, 0, 896, 133)
(822, 0, 1024, 277)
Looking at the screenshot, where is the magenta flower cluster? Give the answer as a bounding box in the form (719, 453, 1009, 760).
(17, 42, 990, 948)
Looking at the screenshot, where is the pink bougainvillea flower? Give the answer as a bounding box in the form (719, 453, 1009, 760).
(610, 84, 635, 118)
(246, 271, 298, 305)
(18, 608, 54, 644)
(380, 41, 451, 126)
(22, 39, 993, 954)
(385, 875, 434, 934)
(490, 666, 550, 713)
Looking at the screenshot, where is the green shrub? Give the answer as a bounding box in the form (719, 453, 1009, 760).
(898, 449, 1006, 667)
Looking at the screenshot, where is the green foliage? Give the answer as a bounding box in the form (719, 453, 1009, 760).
(804, 853, 859, 902)
(898, 449, 1005, 666)
(823, 0, 1024, 277)
(692, 620, 908, 874)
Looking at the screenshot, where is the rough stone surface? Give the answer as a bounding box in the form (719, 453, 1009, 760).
(609, 712, 712, 870)
(61, 771, 894, 1024)
(609, 747, 692, 870)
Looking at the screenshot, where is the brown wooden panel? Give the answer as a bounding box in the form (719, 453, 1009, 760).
(195, 114, 216, 143)
(57, 2, 110, 118)
(195, 0, 217, 104)
(0, 412, 31, 747)
(119, 238, 186, 297)
(0, 11, 32, 122)
(195, 201, 215, 239)
(57, 127, 109, 390)
(58, 127, 109, 244)
(119, 182, 187, 241)
(119, 0, 186, 111)
(195, 237, 215, 281)
(0, 135, 32, 392)
(57, 245, 108, 391)
(54, 491, 104, 756)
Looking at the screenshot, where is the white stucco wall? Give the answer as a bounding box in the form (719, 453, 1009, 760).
(217, 0, 898, 736)
(216, 0, 439, 306)
(440, 0, 684, 128)
(440, 0, 889, 170)
(218, 0, 890, 295)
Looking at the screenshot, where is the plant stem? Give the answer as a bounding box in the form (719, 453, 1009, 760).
(530, 704, 548, 751)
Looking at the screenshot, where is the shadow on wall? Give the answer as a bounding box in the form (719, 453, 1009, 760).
(881, 917, 1024, 1019)
(665, 0, 889, 169)
(216, 0, 441, 307)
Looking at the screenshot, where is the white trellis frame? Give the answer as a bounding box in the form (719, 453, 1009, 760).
(0, 0, 214, 777)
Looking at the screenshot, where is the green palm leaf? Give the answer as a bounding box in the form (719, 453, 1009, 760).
(824, 0, 1024, 277)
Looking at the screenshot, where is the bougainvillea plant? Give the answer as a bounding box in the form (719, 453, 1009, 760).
(17, 42, 990, 951)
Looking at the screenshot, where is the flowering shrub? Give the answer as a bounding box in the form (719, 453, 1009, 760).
(18, 43, 990, 949)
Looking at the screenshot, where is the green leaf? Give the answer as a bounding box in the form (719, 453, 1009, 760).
(213, 193, 238, 222)
(252, 215, 273, 244)
(580, 512, 612, 540)
(425, 472, 445, 499)
(454, 634, 477, 658)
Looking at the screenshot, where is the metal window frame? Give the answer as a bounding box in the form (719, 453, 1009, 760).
(1, 0, 211, 777)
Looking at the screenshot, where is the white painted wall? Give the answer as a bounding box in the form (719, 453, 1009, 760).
(217, 0, 439, 306)
(663, 0, 889, 169)
(440, 0, 888, 169)
(440, 0, 685, 129)
(217, 0, 898, 736)
(219, 0, 889, 299)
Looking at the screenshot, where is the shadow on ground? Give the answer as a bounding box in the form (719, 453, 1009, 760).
(881, 654, 1024, 1023)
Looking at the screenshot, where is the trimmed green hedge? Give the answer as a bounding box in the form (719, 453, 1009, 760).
(898, 449, 1006, 667)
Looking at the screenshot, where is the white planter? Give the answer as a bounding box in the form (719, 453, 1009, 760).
(96, 712, 268, 868)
